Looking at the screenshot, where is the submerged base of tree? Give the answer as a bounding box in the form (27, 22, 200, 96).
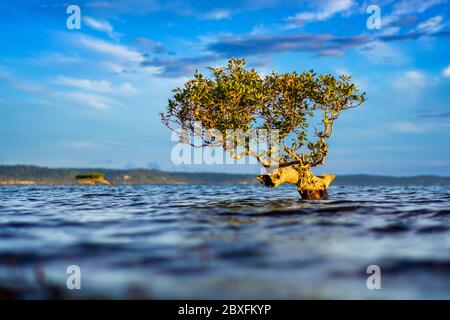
(298, 188, 329, 200)
(257, 166, 335, 200)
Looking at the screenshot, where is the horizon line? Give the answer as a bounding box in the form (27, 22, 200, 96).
(1, 164, 450, 178)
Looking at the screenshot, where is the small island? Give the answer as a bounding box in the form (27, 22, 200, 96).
(75, 173, 111, 185)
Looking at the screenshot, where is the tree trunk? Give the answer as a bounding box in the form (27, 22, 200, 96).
(256, 166, 335, 200)
(299, 188, 329, 200)
(296, 170, 335, 200)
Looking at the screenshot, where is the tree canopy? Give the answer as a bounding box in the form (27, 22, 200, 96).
(161, 58, 365, 169)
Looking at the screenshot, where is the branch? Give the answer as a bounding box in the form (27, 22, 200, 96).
(284, 145, 303, 162)
(279, 146, 310, 169)
(228, 149, 273, 168)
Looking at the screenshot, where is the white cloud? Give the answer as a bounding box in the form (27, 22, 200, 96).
(442, 65, 450, 78)
(55, 76, 136, 94)
(389, 121, 426, 134)
(0, 67, 43, 92)
(392, 0, 445, 16)
(56, 76, 112, 92)
(83, 16, 120, 39)
(392, 70, 437, 89)
(383, 0, 446, 27)
(118, 82, 137, 94)
(286, 0, 354, 27)
(141, 65, 163, 75)
(404, 70, 426, 84)
(201, 9, 232, 20)
(101, 62, 128, 75)
(85, 1, 119, 9)
(77, 35, 144, 63)
(64, 91, 121, 109)
(134, 37, 165, 53)
(378, 26, 401, 36)
(34, 52, 84, 65)
(359, 41, 406, 64)
(413, 15, 445, 33)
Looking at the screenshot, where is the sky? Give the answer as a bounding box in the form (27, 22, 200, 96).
(0, 0, 449, 175)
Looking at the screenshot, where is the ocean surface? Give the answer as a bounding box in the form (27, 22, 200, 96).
(0, 184, 449, 299)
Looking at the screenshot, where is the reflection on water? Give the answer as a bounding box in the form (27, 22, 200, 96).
(0, 184, 449, 299)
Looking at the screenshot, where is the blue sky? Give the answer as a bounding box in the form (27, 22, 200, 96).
(0, 0, 449, 175)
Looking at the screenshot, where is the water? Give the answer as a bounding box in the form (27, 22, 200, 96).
(0, 184, 449, 299)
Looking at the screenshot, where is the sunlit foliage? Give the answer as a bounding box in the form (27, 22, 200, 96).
(161, 58, 365, 169)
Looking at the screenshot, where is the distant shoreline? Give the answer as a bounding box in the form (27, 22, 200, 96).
(1, 165, 450, 186)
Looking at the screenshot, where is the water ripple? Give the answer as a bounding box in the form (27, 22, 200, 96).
(0, 184, 449, 299)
